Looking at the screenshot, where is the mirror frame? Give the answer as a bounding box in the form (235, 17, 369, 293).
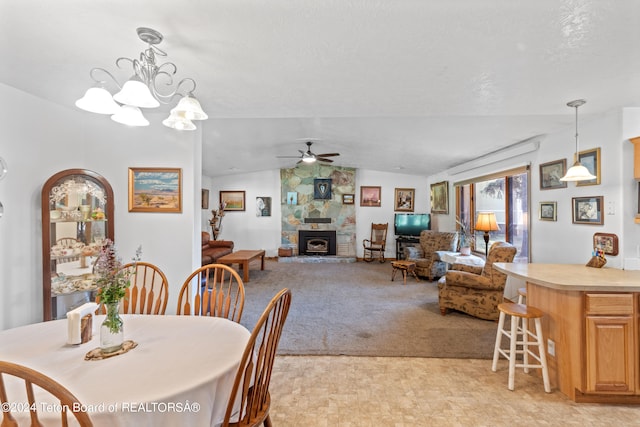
(41, 169, 114, 321)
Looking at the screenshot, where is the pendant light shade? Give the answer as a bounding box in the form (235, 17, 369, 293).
(560, 99, 596, 182)
(162, 110, 196, 131)
(172, 95, 208, 120)
(111, 105, 150, 127)
(75, 87, 120, 114)
(113, 76, 160, 108)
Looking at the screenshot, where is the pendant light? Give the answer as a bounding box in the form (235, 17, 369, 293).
(560, 99, 596, 182)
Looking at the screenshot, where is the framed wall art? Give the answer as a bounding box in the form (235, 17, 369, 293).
(201, 189, 209, 210)
(256, 197, 271, 217)
(593, 232, 618, 256)
(286, 191, 297, 205)
(539, 201, 557, 221)
(360, 186, 381, 207)
(342, 194, 354, 204)
(128, 167, 182, 213)
(220, 190, 246, 211)
(539, 159, 567, 190)
(576, 147, 601, 186)
(314, 178, 332, 199)
(572, 196, 603, 225)
(430, 181, 449, 214)
(394, 188, 415, 212)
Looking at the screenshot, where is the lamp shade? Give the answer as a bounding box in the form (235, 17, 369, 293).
(75, 87, 120, 115)
(162, 110, 196, 131)
(113, 76, 160, 108)
(560, 162, 596, 181)
(475, 212, 499, 232)
(111, 105, 150, 127)
(172, 95, 208, 120)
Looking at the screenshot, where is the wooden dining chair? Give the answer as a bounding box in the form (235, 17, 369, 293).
(176, 263, 245, 323)
(0, 360, 94, 426)
(119, 262, 169, 315)
(223, 288, 291, 427)
(95, 262, 169, 315)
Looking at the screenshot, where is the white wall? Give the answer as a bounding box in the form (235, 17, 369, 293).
(0, 83, 200, 330)
(207, 168, 428, 260)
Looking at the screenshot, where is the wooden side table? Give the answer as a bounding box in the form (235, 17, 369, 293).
(391, 260, 420, 284)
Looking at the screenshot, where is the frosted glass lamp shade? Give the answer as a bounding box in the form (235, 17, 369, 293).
(162, 110, 196, 131)
(111, 105, 150, 127)
(172, 95, 208, 120)
(113, 76, 160, 108)
(560, 162, 596, 181)
(75, 87, 120, 114)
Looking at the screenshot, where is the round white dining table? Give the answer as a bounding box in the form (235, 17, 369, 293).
(0, 314, 250, 427)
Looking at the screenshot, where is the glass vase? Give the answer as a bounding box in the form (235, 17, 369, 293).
(100, 301, 124, 353)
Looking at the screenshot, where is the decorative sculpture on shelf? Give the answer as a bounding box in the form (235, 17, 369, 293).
(209, 202, 226, 240)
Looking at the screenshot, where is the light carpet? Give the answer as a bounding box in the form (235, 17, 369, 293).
(238, 259, 498, 358)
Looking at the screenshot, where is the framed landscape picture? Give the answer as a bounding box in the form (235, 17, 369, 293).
(220, 190, 246, 211)
(128, 167, 182, 213)
(576, 147, 601, 186)
(342, 194, 354, 204)
(539, 159, 567, 190)
(430, 181, 449, 214)
(539, 201, 557, 221)
(572, 196, 603, 225)
(360, 186, 381, 207)
(394, 188, 415, 212)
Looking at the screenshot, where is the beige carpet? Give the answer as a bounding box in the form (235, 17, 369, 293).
(238, 259, 498, 358)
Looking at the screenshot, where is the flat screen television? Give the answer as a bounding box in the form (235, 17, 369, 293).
(394, 213, 431, 237)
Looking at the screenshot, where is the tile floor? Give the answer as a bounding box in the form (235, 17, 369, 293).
(269, 356, 639, 426)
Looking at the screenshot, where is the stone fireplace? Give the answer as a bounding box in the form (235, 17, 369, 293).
(299, 230, 337, 256)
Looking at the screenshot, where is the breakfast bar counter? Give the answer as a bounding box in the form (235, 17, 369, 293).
(494, 263, 640, 404)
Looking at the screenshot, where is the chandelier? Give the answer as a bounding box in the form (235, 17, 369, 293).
(75, 27, 208, 131)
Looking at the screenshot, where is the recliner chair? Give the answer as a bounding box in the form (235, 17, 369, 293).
(437, 241, 517, 320)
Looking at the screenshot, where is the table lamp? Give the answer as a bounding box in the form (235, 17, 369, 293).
(475, 212, 499, 257)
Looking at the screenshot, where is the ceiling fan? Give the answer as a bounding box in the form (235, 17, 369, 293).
(277, 141, 340, 164)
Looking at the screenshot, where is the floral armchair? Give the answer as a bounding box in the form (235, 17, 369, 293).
(437, 241, 517, 321)
(406, 230, 458, 281)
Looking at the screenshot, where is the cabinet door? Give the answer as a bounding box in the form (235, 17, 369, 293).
(585, 316, 635, 393)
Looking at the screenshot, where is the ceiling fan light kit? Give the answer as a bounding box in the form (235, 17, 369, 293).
(75, 27, 208, 131)
(277, 141, 340, 165)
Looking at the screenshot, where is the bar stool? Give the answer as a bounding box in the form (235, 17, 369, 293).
(517, 287, 527, 304)
(492, 302, 551, 393)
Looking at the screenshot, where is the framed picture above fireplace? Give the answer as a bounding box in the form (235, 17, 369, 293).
(314, 178, 332, 199)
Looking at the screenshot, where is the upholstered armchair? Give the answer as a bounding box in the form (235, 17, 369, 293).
(437, 241, 517, 321)
(409, 231, 458, 280)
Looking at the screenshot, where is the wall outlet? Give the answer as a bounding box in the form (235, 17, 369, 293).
(547, 339, 555, 357)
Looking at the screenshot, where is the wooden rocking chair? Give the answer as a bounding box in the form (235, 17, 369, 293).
(362, 223, 388, 263)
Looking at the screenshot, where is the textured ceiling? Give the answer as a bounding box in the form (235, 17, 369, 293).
(2, 1, 639, 176)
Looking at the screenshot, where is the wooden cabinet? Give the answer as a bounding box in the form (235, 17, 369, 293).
(584, 294, 635, 394)
(41, 169, 114, 321)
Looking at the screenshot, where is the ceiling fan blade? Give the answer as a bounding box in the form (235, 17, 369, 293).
(276, 155, 304, 158)
(317, 157, 334, 163)
(316, 153, 340, 157)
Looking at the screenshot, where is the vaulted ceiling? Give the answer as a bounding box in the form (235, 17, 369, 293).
(2, 1, 639, 177)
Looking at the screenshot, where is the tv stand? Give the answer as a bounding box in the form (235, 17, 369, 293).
(395, 235, 420, 260)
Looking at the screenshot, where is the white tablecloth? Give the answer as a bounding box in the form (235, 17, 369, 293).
(0, 315, 250, 426)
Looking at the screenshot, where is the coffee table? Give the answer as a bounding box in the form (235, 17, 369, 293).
(217, 249, 266, 282)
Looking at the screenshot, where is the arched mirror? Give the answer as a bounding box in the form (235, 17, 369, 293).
(41, 169, 114, 321)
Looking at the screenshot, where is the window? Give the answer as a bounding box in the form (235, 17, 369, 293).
(455, 167, 529, 262)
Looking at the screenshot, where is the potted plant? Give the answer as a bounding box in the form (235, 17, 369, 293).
(455, 217, 474, 255)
